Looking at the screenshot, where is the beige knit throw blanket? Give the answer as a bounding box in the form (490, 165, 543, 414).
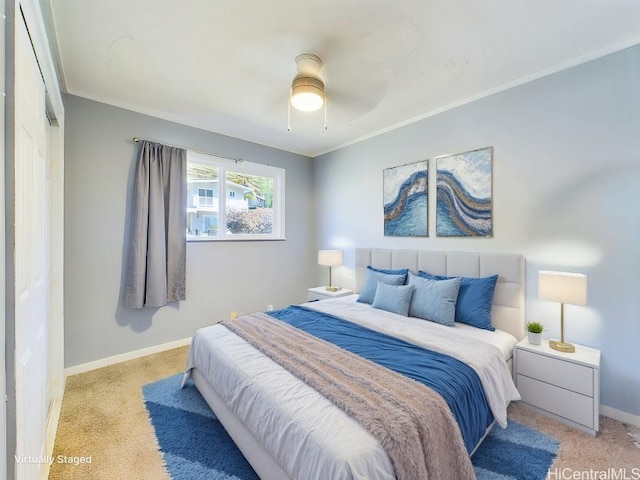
(223, 313, 476, 480)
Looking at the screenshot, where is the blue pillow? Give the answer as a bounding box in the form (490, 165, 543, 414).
(367, 265, 409, 281)
(407, 272, 461, 326)
(371, 282, 414, 316)
(357, 267, 407, 304)
(418, 271, 498, 331)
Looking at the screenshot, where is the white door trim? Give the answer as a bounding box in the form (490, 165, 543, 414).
(0, 1, 7, 477)
(18, 0, 64, 113)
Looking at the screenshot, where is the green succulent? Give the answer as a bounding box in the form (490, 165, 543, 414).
(525, 322, 544, 334)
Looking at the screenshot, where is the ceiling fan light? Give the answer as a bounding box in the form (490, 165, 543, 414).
(291, 77, 324, 112)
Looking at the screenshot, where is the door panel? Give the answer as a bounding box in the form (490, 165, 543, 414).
(15, 15, 49, 479)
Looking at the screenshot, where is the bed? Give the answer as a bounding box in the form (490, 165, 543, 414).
(183, 248, 525, 480)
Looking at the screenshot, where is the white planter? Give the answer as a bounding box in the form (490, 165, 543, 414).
(527, 332, 543, 345)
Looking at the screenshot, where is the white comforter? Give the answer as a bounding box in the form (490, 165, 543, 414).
(309, 296, 520, 427)
(184, 297, 521, 480)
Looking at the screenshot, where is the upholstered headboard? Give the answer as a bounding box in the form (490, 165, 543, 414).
(355, 248, 525, 340)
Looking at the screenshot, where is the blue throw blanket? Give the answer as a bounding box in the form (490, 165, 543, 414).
(269, 305, 494, 453)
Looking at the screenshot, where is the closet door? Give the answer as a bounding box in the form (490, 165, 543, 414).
(0, 0, 5, 476)
(14, 12, 50, 479)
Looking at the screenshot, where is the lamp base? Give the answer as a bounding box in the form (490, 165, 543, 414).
(549, 340, 575, 353)
(325, 286, 338, 292)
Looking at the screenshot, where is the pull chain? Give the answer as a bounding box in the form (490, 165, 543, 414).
(287, 90, 292, 132)
(324, 96, 327, 130)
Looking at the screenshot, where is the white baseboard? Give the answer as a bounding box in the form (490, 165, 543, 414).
(601, 405, 640, 428)
(64, 337, 192, 377)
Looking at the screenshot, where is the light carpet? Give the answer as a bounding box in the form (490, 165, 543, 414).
(144, 374, 559, 480)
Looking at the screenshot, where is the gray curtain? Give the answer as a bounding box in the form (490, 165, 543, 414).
(124, 141, 187, 308)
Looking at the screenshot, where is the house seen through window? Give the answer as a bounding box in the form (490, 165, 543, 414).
(187, 151, 285, 240)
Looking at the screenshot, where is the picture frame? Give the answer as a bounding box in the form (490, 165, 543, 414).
(435, 147, 493, 237)
(383, 161, 428, 237)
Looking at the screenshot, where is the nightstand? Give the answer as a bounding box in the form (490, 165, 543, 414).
(515, 338, 600, 436)
(307, 287, 353, 301)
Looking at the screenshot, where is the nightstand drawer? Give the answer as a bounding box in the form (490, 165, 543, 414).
(517, 349, 593, 396)
(307, 287, 353, 302)
(517, 374, 594, 429)
(308, 291, 328, 301)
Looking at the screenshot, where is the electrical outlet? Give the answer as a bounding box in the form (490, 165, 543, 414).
(267, 305, 273, 312)
(230, 311, 237, 320)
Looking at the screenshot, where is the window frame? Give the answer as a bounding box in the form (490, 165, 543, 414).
(187, 151, 286, 242)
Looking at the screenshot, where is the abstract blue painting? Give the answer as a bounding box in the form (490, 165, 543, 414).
(383, 161, 428, 237)
(436, 147, 492, 237)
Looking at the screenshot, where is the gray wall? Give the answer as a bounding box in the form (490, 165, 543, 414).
(314, 46, 640, 416)
(64, 95, 316, 367)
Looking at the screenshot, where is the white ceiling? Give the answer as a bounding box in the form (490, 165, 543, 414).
(48, 0, 640, 157)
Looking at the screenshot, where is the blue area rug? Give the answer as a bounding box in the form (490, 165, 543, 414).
(144, 374, 559, 480)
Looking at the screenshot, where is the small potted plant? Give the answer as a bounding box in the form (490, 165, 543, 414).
(525, 322, 544, 345)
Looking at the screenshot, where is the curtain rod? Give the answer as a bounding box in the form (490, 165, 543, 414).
(132, 137, 244, 163)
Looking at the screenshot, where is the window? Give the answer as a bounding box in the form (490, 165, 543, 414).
(187, 151, 285, 241)
(198, 188, 214, 206)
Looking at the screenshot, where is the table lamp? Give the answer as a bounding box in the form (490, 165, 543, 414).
(318, 250, 342, 292)
(538, 270, 587, 353)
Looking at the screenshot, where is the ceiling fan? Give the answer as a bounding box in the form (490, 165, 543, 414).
(238, 40, 389, 130)
(288, 53, 327, 131)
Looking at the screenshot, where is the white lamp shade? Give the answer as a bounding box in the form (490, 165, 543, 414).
(291, 81, 324, 111)
(538, 271, 587, 305)
(318, 249, 342, 267)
